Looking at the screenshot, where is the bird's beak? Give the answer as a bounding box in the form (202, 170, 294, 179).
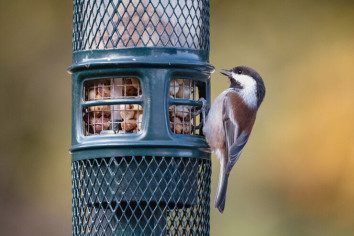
(220, 69, 232, 78)
(221, 69, 243, 89)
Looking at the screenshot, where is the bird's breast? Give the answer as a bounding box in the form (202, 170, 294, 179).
(227, 92, 256, 133)
(203, 91, 228, 149)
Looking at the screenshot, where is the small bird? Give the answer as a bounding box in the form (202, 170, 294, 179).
(203, 66, 265, 213)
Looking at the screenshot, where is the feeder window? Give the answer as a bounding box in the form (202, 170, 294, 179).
(82, 77, 143, 136)
(169, 78, 203, 135)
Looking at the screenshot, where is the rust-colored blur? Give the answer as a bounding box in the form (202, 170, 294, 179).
(0, 0, 353, 235)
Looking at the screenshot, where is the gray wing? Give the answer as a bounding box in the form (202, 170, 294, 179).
(222, 96, 250, 173)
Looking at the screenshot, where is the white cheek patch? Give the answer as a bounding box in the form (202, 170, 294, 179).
(231, 73, 258, 108)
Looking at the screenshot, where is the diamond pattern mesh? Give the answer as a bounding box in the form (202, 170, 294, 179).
(72, 156, 211, 235)
(73, 0, 210, 51)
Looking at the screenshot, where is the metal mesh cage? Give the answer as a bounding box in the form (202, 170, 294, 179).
(72, 156, 211, 235)
(73, 0, 210, 51)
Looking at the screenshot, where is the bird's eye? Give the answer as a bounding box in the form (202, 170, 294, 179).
(237, 69, 242, 74)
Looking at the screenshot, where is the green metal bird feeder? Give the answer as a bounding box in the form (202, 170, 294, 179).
(69, 0, 213, 235)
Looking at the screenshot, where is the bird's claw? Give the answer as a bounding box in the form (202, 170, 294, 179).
(191, 97, 209, 127)
(201, 98, 208, 127)
(199, 97, 209, 110)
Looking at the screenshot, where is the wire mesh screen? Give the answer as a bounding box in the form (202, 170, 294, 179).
(72, 156, 211, 235)
(169, 78, 203, 135)
(169, 105, 201, 135)
(83, 104, 143, 135)
(73, 0, 210, 51)
(83, 78, 143, 135)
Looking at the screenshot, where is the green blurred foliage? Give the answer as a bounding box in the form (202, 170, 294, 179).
(0, 0, 353, 235)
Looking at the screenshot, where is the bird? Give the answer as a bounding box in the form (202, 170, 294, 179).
(203, 65, 266, 213)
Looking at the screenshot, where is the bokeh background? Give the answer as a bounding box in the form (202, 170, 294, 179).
(0, 0, 353, 235)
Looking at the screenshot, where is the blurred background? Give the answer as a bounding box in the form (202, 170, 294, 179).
(0, 0, 353, 235)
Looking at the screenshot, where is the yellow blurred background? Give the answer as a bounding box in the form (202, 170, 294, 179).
(0, 0, 353, 235)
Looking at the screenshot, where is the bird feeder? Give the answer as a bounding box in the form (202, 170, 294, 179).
(69, 0, 213, 235)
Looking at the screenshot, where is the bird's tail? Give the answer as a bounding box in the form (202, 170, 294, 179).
(215, 161, 229, 213)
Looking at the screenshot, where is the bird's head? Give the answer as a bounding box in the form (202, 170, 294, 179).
(221, 66, 265, 108)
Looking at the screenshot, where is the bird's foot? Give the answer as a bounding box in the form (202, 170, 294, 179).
(191, 97, 208, 127)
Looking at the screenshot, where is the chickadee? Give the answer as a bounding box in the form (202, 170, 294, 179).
(203, 66, 265, 213)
